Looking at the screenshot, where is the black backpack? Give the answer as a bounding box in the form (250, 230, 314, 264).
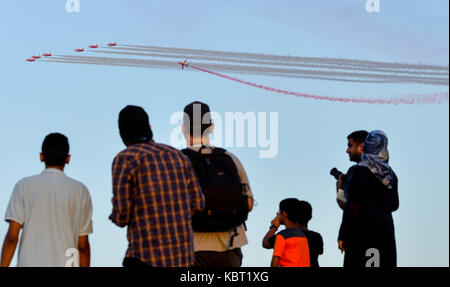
(182, 146, 249, 232)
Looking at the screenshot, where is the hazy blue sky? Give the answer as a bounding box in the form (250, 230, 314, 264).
(0, 0, 448, 267)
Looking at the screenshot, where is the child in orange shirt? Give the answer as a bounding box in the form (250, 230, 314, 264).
(271, 198, 310, 267)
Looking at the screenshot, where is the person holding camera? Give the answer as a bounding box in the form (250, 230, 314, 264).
(340, 130, 399, 267)
(330, 130, 368, 254)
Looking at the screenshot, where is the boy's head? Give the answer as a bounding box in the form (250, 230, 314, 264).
(296, 200, 313, 226)
(278, 198, 300, 225)
(40, 133, 70, 167)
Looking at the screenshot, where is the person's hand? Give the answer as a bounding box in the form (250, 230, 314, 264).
(338, 240, 345, 253)
(270, 214, 280, 229)
(337, 174, 343, 190)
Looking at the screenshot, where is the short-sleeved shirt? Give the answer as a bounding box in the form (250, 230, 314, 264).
(273, 228, 310, 267)
(5, 168, 93, 267)
(109, 141, 205, 267)
(269, 229, 323, 267)
(187, 146, 254, 252)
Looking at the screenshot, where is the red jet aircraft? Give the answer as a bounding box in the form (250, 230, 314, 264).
(89, 44, 98, 48)
(25, 58, 35, 62)
(178, 60, 188, 70)
(75, 48, 85, 52)
(42, 53, 52, 57)
(31, 55, 41, 59)
(107, 42, 117, 47)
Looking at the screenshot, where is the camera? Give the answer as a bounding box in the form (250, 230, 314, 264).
(330, 168, 343, 180)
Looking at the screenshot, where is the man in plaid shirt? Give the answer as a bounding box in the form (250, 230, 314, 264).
(109, 105, 205, 267)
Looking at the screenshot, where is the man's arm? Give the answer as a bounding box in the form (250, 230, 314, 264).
(336, 174, 347, 210)
(77, 235, 90, 267)
(109, 155, 134, 227)
(338, 240, 345, 254)
(248, 197, 254, 212)
(227, 152, 254, 213)
(1, 221, 22, 267)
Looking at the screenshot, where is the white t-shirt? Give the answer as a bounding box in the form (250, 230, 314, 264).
(187, 146, 254, 252)
(4, 168, 93, 267)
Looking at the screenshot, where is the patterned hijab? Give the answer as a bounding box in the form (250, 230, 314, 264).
(358, 130, 395, 189)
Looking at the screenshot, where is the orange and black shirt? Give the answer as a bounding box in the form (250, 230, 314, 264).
(273, 228, 310, 267)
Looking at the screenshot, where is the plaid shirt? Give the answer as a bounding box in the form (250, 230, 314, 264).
(109, 141, 205, 267)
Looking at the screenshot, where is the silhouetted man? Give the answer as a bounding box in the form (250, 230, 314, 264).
(340, 130, 399, 267)
(1, 133, 93, 267)
(336, 130, 368, 253)
(181, 101, 254, 267)
(109, 105, 205, 267)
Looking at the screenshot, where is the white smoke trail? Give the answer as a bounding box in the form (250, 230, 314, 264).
(90, 49, 449, 77)
(120, 44, 449, 72)
(40, 57, 449, 104)
(51, 55, 449, 85)
(42, 58, 400, 83)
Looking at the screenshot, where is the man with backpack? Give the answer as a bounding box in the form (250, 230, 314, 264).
(181, 101, 254, 267)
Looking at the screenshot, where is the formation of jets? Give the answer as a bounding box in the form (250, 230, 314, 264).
(178, 60, 188, 70)
(25, 44, 187, 71)
(26, 53, 52, 62)
(26, 42, 116, 62)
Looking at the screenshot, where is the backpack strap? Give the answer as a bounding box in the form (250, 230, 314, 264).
(211, 146, 226, 154)
(182, 146, 227, 155)
(181, 148, 197, 156)
(229, 227, 239, 248)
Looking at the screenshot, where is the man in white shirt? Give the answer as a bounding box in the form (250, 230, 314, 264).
(0, 133, 93, 267)
(181, 102, 254, 267)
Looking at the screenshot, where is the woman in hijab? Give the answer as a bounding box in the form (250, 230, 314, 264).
(341, 130, 399, 268)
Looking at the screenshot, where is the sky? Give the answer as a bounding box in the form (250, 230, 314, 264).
(0, 0, 448, 267)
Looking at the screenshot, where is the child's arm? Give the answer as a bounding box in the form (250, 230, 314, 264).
(262, 216, 280, 249)
(271, 256, 281, 267)
(272, 233, 285, 267)
(0, 221, 22, 267)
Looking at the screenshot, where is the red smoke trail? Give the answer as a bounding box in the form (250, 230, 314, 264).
(190, 65, 449, 105)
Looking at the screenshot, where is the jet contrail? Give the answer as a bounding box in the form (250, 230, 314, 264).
(41, 56, 448, 104)
(49, 55, 449, 85)
(120, 44, 449, 72)
(189, 64, 449, 105)
(90, 49, 449, 77)
(42, 58, 402, 83)
(41, 58, 400, 84)
(36, 43, 449, 105)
